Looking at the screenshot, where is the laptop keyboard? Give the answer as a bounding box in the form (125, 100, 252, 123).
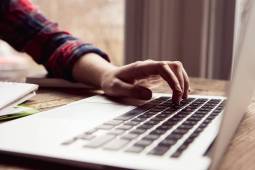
(62, 97, 225, 158)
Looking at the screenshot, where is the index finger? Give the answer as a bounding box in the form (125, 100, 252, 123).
(118, 60, 183, 103)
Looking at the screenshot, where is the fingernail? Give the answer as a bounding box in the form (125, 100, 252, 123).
(182, 92, 188, 99)
(178, 97, 182, 105)
(173, 97, 181, 105)
(182, 95, 187, 100)
(177, 100, 181, 105)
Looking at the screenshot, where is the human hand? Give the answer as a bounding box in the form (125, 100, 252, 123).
(100, 60, 190, 103)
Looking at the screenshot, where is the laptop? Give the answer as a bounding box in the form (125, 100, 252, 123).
(0, 2, 255, 170)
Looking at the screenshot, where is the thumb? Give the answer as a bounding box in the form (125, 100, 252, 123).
(113, 79, 152, 100)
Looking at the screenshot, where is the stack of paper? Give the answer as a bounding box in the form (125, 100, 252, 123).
(0, 82, 39, 121)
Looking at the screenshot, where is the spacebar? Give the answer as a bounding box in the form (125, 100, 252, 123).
(84, 134, 116, 148)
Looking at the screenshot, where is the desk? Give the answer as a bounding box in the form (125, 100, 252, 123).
(0, 78, 254, 170)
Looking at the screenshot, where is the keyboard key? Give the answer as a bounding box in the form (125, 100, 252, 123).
(135, 139, 153, 147)
(145, 119, 160, 126)
(85, 129, 97, 135)
(182, 107, 195, 113)
(78, 134, 95, 140)
(143, 122, 156, 128)
(122, 133, 139, 140)
(84, 134, 116, 148)
(124, 120, 140, 126)
(124, 108, 146, 116)
(148, 145, 170, 156)
(199, 122, 208, 128)
(62, 130, 97, 145)
(195, 98, 208, 102)
(161, 121, 175, 127)
(125, 145, 145, 153)
(195, 110, 208, 115)
(105, 120, 123, 126)
(199, 107, 211, 112)
(139, 103, 155, 110)
(149, 108, 163, 113)
(209, 99, 221, 104)
(155, 113, 171, 119)
(173, 128, 188, 135)
(117, 125, 133, 130)
(153, 117, 164, 122)
(97, 124, 115, 130)
(187, 116, 202, 122)
(166, 133, 183, 140)
(153, 105, 168, 111)
(171, 150, 182, 158)
(150, 129, 166, 136)
(130, 128, 147, 135)
(213, 109, 222, 113)
(132, 117, 147, 123)
(143, 111, 156, 116)
(115, 115, 133, 121)
(171, 139, 193, 158)
(203, 119, 212, 124)
(178, 124, 193, 130)
(137, 124, 153, 130)
(114, 104, 155, 121)
(155, 125, 170, 131)
(108, 129, 125, 135)
(137, 114, 153, 119)
(62, 138, 77, 145)
(158, 138, 176, 147)
(103, 138, 131, 150)
(143, 134, 161, 141)
(183, 120, 197, 126)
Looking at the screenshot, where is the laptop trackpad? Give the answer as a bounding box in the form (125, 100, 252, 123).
(39, 101, 133, 120)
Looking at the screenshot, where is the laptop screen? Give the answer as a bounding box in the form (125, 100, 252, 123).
(210, 0, 255, 169)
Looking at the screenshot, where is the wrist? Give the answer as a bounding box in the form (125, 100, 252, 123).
(73, 53, 117, 88)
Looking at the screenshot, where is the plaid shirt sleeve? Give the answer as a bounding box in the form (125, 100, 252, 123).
(0, 0, 109, 80)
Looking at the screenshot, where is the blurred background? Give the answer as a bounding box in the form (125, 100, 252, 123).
(33, 0, 125, 66)
(0, 0, 242, 81)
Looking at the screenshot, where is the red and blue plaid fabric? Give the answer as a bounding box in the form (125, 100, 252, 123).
(0, 0, 109, 80)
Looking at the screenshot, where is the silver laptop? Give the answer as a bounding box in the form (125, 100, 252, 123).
(0, 1, 255, 170)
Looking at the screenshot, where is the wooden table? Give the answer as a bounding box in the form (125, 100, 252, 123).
(0, 78, 254, 170)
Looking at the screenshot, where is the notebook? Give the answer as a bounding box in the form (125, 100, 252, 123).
(0, 82, 38, 116)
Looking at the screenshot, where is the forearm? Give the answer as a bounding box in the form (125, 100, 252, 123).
(0, 0, 109, 81)
(72, 53, 117, 88)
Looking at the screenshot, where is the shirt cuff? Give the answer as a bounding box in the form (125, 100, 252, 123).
(46, 42, 110, 81)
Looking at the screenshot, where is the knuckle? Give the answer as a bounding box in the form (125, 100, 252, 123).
(157, 62, 169, 71)
(172, 61, 183, 68)
(145, 59, 154, 62)
(184, 80, 189, 87)
(134, 59, 156, 68)
(111, 79, 120, 89)
(144, 59, 156, 65)
(146, 59, 157, 64)
(184, 77, 190, 84)
(185, 80, 190, 89)
(159, 61, 169, 68)
(133, 61, 143, 67)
